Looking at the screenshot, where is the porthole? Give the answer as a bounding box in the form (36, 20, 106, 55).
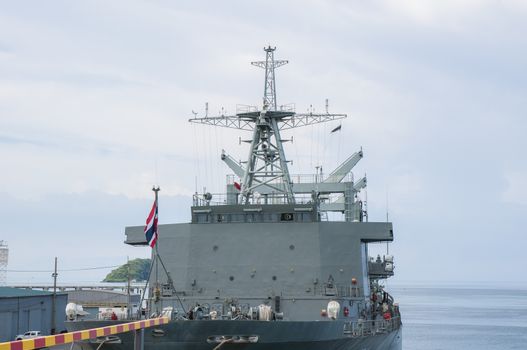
(229, 276, 234, 281)
(272, 275, 277, 281)
(213, 245, 218, 251)
(289, 244, 295, 250)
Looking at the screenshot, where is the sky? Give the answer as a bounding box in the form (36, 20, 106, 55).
(0, 0, 526, 286)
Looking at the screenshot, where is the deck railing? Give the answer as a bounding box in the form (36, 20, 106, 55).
(343, 316, 401, 337)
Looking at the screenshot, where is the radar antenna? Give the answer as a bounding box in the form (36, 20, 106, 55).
(189, 46, 347, 204)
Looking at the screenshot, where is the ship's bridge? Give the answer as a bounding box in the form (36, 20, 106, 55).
(191, 203, 318, 224)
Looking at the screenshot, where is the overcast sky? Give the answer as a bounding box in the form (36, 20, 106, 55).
(0, 0, 526, 286)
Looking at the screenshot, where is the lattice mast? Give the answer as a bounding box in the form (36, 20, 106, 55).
(189, 46, 347, 204)
(241, 46, 293, 203)
(251, 46, 288, 111)
(0, 241, 8, 286)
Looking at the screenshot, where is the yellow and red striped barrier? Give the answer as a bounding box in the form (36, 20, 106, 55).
(0, 317, 169, 350)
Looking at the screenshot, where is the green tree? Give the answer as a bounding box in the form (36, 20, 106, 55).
(103, 258, 152, 282)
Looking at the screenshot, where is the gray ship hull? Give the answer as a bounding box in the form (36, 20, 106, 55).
(66, 320, 402, 350)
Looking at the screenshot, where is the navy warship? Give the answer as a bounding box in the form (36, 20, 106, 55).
(67, 46, 402, 350)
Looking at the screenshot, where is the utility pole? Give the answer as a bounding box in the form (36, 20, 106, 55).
(51, 257, 58, 334)
(127, 256, 131, 319)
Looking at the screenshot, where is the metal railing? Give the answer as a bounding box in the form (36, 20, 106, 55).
(343, 316, 401, 337)
(312, 284, 362, 298)
(192, 192, 315, 207)
(226, 173, 353, 185)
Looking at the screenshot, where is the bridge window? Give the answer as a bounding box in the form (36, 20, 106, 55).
(280, 213, 294, 221)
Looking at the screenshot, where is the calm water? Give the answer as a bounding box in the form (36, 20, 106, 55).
(390, 285, 527, 349)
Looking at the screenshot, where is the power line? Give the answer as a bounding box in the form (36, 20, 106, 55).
(6, 265, 120, 273)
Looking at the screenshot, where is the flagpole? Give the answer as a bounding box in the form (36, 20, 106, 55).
(152, 185, 160, 313)
(144, 186, 188, 315)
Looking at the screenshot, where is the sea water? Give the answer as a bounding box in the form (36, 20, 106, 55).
(390, 284, 527, 349)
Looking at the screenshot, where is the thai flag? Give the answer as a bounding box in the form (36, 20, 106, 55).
(144, 200, 158, 248)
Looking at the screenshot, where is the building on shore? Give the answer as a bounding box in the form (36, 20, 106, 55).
(8, 284, 143, 322)
(0, 287, 68, 341)
(67, 289, 141, 320)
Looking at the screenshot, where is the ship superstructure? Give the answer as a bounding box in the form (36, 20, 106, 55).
(67, 46, 402, 350)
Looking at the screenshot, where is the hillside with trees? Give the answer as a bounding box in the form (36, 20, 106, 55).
(103, 258, 151, 282)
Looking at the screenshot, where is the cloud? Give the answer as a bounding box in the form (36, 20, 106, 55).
(0, 136, 197, 200)
(0, 191, 190, 284)
(0, 0, 525, 284)
(502, 171, 527, 206)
